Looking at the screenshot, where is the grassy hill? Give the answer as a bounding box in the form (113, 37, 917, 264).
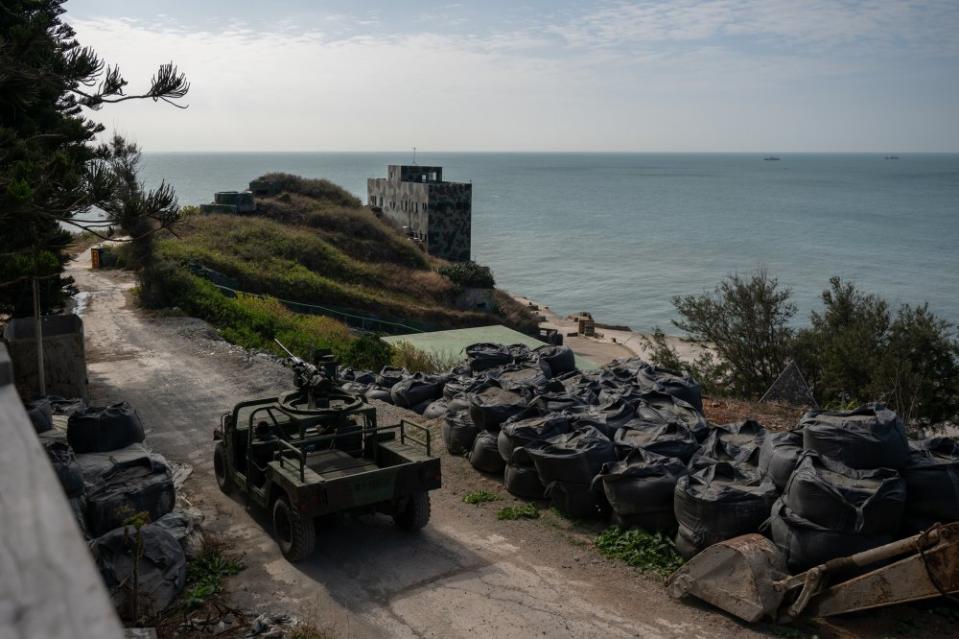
(139, 173, 537, 369)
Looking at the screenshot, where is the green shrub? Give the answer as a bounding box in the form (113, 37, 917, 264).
(795, 278, 959, 424)
(794, 277, 890, 408)
(391, 341, 462, 373)
(341, 333, 394, 371)
(594, 527, 684, 576)
(669, 269, 797, 398)
(439, 261, 495, 289)
(254, 173, 361, 208)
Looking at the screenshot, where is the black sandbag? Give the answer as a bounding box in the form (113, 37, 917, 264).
(340, 381, 371, 396)
(516, 393, 586, 419)
(469, 430, 506, 475)
(688, 420, 766, 469)
(69, 496, 89, 537)
(67, 402, 146, 454)
(44, 441, 85, 498)
(27, 398, 53, 433)
(390, 373, 446, 408)
(546, 480, 605, 519)
(508, 343, 537, 365)
(784, 452, 906, 535)
(422, 398, 449, 420)
(444, 374, 485, 400)
(770, 499, 894, 572)
(635, 364, 704, 413)
(614, 420, 699, 463)
(84, 456, 176, 537)
(504, 453, 547, 499)
(341, 368, 376, 385)
(91, 522, 187, 617)
(902, 437, 959, 532)
(446, 395, 470, 414)
(48, 396, 87, 416)
(600, 449, 686, 530)
(442, 411, 478, 455)
(526, 426, 616, 485)
(468, 382, 528, 431)
(498, 414, 573, 462)
(534, 345, 577, 377)
(801, 404, 909, 470)
(635, 391, 709, 442)
(758, 430, 804, 490)
(375, 366, 407, 389)
(466, 343, 513, 372)
(673, 462, 778, 555)
(568, 398, 636, 439)
(364, 387, 394, 404)
(493, 365, 549, 392)
(410, 398, 433, 415)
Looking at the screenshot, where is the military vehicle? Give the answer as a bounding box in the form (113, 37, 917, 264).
(213, 341, 440, 561)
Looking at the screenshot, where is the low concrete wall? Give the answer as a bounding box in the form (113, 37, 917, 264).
(0, 344, 124, 638)
(3, 314, 88, 400)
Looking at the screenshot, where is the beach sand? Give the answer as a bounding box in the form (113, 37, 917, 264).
(509, 293, 704, 367)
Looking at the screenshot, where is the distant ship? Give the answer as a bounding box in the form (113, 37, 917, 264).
(764, 156, 781, 161)
(885, 155, 900, 160)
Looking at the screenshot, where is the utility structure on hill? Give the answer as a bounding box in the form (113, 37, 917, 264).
(367, 165, 472, 262)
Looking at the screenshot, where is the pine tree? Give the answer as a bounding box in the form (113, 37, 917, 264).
(0, 0, 189, 315)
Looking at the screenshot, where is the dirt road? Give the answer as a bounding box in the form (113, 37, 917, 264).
(71, 253, 769, 639)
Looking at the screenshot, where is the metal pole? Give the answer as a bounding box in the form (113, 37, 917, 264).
(32, 277, 46, 397)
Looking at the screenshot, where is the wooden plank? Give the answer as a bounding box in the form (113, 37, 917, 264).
(0, 344, 124, 639)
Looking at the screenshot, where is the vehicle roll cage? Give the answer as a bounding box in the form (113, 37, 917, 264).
(222, 396, 432, 482)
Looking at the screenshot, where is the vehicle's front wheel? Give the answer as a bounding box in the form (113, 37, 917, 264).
(213, 442, 232, 495)
(272, 496, 316, 561)
(393, 491, 431, 531)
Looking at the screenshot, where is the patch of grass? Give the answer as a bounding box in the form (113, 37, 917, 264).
(594, 527, 684, 576)
(392, 340, 463, 373)
(497, 503, 540, 520)
(463, 490, 500, 505)
(183, 538, 245, 609)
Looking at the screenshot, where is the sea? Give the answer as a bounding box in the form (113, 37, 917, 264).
(139, 152, 959, 332)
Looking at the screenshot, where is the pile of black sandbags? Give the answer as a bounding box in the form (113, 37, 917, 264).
(902, 437, 959, 533)
(37, 398, 189, 616)
(346, 345, 958, 570)
(770, 451, 906, 570)
(768, 404, 914, 571)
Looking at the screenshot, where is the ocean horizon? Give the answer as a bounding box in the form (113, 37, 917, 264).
(140, 151, 959, 332)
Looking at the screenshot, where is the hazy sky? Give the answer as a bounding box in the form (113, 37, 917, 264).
(70, 0, 959, 152)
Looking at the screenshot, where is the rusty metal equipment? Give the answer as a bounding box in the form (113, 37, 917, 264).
(667, 522, 959, 623)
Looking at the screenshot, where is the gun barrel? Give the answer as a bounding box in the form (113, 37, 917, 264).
(273, 338, 296, 359)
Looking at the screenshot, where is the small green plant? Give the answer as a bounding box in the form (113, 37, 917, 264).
(463, 490, 500, 505)
(497, 503, 540, 520)
(594, 527, 684, 576)
(183, 538, 245, 609)
(122, 511, 150, 622)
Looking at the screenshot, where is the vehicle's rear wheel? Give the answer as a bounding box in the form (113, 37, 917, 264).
(272, 496, 316, 561)
(394, 491, 431, 531)
(213, 442, 232, 495)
